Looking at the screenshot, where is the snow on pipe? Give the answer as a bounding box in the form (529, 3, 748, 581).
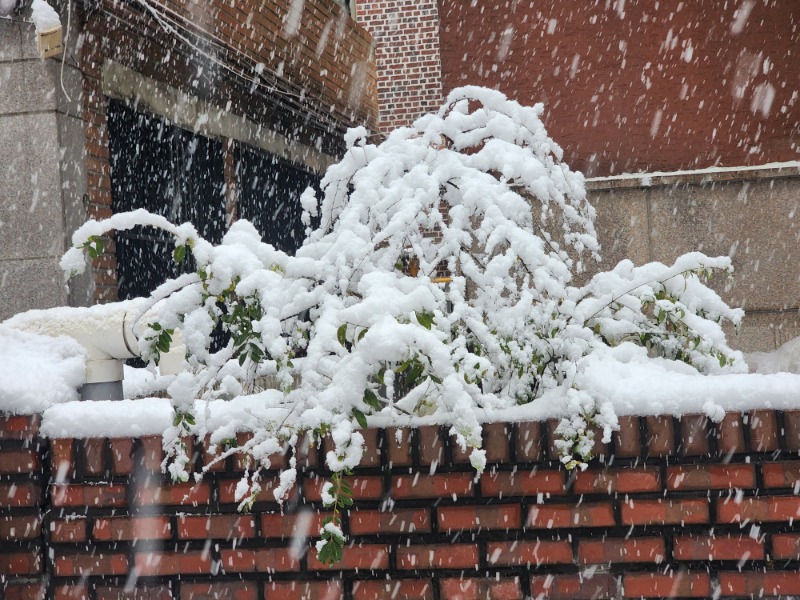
(0, 1, 16, 18)
(4, 300, 185, 400)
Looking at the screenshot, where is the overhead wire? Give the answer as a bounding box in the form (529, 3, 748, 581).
(127, 0, 359, 135)
(93, 4, 336, 140)
(59, 0, 72, 102)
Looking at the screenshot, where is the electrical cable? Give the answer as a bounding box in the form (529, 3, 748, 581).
(95, 4, 341, 141)
(128, 0, 359, 134)
(59, 0, 72, 102)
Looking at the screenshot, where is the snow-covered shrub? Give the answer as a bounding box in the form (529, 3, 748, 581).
(62, 86, 744, 562)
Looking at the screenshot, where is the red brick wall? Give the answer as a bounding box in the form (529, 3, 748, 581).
(3, 410, 800, 599)
(77, 0, 378, 303)
(355, 0, 444, 132)
(438, 1, 800, 177)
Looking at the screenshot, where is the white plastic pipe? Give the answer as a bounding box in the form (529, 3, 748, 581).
(4, 299, 185, 398)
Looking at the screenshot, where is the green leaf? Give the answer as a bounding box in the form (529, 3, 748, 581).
(407, 363, 423, 384)
(173, 244, 186, 263)
(415, 311, 435, 330)
(250, 345, 264, 363)
(718, 353, 726, 368)
(357, 328, 368, 342)
(337, 324, 348, 347)
(363, 388, 381, 411)
(352, 408, 368, 429)
(317, 539, 343, 566)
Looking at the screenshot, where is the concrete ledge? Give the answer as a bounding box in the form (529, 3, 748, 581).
(102, 61, 337, 172)
(586, 161, 800, 191)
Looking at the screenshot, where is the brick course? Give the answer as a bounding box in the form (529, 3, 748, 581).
(3, 410, 800, 598)
(355, 0, 443, 132)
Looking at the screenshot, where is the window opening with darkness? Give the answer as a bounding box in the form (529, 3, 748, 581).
(235, 143, 321, 255)
(107, 99, 226, 301)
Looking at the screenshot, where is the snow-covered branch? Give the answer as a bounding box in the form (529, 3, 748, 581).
(63, 86, 744, 564)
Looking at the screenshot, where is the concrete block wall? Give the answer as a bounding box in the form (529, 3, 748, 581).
(3, 410, 800, 599)
(586, 166, 800, 353)
(0, 17, 89, 321)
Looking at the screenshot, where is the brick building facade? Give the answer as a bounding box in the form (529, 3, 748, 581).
(436, 1, 799, 177)
(354, 0, 443, 132)
(355, 0, 800, 353)
(0, 0, 377, 317)
(357, 0, 798, 175)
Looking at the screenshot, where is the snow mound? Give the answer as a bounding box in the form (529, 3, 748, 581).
(38, 392, 287, 439)
(3, 299, 144, 339)
(572, 343, 800, 419)
(30, 0, 60, 31)
(746, 336, 800, 375)
(0, 324, 85, 414)
(122, 365, 173, 399)
(41, 398, 173, 438)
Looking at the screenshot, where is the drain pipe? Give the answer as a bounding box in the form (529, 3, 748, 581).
(4, 300, 184, 400)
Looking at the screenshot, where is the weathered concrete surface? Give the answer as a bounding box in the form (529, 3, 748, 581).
(58, 109, 92, 309)
(589, 187, 650, 272)
(588, 170, 800, 353)
(0, 59, 57, 114)
(0, 16, 89, 322)
(724, 311, 800, 355)
(0, 113, 64, 260)
(0, 258, 67, 316)
(649, 178, 800, 311)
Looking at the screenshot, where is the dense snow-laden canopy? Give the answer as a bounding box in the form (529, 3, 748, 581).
(62, 86, 744, 560)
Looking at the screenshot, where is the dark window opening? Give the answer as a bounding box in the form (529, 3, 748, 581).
(235, 143, 321, 255)
(107, 101, 323, 364)
(107, 99, 227, 301)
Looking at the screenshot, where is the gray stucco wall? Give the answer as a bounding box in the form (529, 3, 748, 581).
(587, 167, 800, 353)
(0, 15, 89, 321)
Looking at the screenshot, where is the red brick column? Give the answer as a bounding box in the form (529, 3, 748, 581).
(0, 415, 45, 599)
(355, 0, 444, 132)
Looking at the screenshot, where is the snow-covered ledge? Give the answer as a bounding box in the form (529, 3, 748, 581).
(585, 160, 800, 191)
(32, 354, 800, 439)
